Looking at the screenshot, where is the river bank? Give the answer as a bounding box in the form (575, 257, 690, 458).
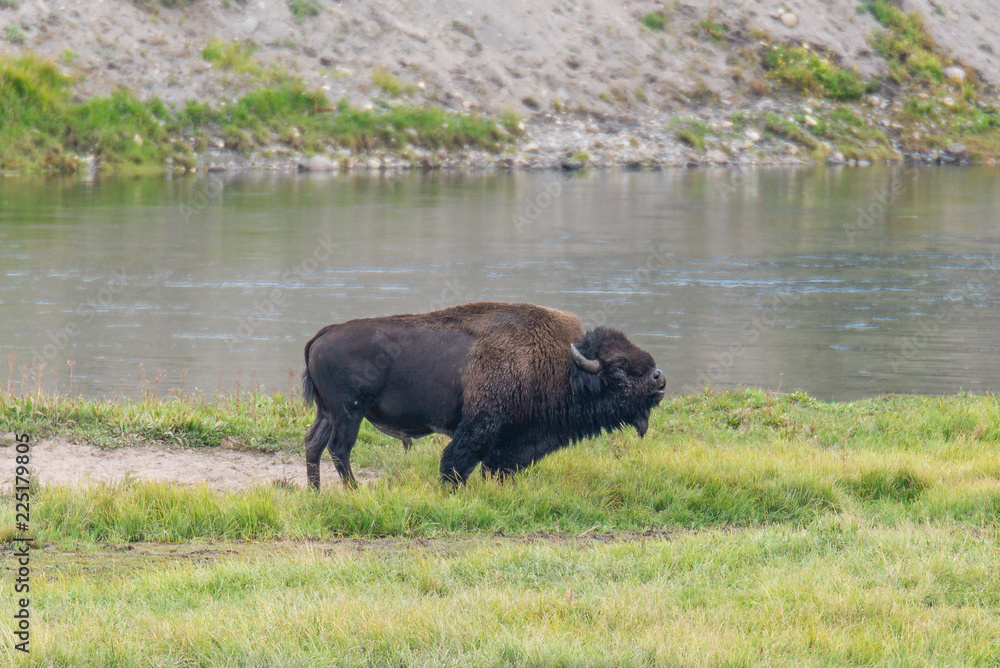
(2, 1, 1000, 174)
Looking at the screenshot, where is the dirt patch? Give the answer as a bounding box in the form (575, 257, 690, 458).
(1, 438, 372, 490)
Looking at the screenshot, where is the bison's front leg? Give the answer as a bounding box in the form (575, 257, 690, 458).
(439, 421, 494, 485)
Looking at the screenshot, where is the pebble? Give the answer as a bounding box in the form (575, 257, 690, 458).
(944, 66, 966, 82)
(781, 12, 799, 28)
(708, 150, 729, 165)
(827, 151, 846, 165)
(297, 155, 339, 171)
(946, 143, 968, 157)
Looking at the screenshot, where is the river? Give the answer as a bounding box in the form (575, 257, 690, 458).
(3, 167, 999, 400)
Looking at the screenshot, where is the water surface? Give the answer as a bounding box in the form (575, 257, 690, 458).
(2, 167, 999, 399)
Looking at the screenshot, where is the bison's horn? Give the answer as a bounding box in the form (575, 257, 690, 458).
(570, 344, 601, 373)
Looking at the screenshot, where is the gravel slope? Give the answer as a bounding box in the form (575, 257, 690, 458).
(1, 1, 997, 167)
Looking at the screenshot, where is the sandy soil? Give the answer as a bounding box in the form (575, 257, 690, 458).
(1, 437, 361, 490)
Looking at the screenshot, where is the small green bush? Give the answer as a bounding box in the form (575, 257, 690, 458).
(862, 0, 944, 83)
(288, 0, 319, 20)
(639, 12, 668, 31)
(763, 43, 870, 101)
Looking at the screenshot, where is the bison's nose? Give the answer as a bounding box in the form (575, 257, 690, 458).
(652, 368, 666, 389)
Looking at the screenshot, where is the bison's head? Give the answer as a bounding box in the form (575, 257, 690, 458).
(570, 327, 666, 437)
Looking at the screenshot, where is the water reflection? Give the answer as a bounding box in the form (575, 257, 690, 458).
(2, 167, 998, 399)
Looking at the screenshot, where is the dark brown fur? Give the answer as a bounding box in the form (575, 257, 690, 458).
(302, 302, 665, 487)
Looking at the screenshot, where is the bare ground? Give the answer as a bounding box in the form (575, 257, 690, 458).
(2, 437, 369, 490)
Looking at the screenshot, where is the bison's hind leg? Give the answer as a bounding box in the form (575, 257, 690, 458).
(305, 415, 333, 490)
(324, 407, 368, 489)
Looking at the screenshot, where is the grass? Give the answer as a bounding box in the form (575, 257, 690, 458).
(0, 53, 522, 173)
(5, 387, 1000, 543)
(862, 0, 944, 84)
(371, 67, 414, 98)
(698, 18, 726, 42)
(764, 112, 820, 151)
(4, 21, 25, 44)
(3, 388, 1000, 662)
(805, 106, 893, 160)
(639, 11, 668, 32)
(674, 118, 709, 150)
(201, 38, 268, 79)
(3, 387, 1000, 664)
(19, 524, 1000, 665)
(763, 43, 872, 101)
(288, 0, 320, 20)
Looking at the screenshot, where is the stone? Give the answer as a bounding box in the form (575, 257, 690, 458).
(946, 143, 968, 157)
(745, 129, 761, 143)
(804, 115, 818, 127)
(297, 155, 338, 172)
(827, 151, 846, 165)
(708, 150, 729, 165)
(944, 66, 966, 82)
(781, 12, 799, 28)
(318, 53, 336, 66)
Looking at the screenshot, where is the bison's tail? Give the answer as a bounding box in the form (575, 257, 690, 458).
(302, 330, 323, 408)
(302, 367, 318, 407)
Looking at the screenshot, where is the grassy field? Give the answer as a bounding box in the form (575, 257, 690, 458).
(2, 389, 999, 664)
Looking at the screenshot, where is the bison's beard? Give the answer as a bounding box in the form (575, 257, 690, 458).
(632, 413, 650, 438)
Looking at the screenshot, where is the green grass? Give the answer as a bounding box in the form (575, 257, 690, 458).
(4, 21, 25, 44)
(862, 0, 944, 84)
(5, 388, 1000, 543)
(763, 43, 872, 101)
(4, 388, 1000, 663)
(674, 118, 709, 150)
(19, 524, 1000, 665)
(806, 106, 893, 160)
(698, 18, 726, 42)
(371, 67, 414, 98)
(288, 0, 320, 20)
(0, 53, 523, 173)
(858, 1, 1000, 158)
(201, 38, 267, 79)
(639, 11, 668, 31)
(764, 112, 821, 150)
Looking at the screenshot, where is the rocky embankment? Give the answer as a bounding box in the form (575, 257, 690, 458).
(1, 0, 999, 172)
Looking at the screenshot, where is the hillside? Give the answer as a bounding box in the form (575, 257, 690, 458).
(2, 0, 1000, 170)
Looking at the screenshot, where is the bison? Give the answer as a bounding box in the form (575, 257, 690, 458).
(301, 302, 666, 488)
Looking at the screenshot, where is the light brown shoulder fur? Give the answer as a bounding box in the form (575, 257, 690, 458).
(401, 302, 585, 421)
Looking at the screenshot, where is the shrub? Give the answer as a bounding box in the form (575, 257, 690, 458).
(763, 43, 870, 101)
